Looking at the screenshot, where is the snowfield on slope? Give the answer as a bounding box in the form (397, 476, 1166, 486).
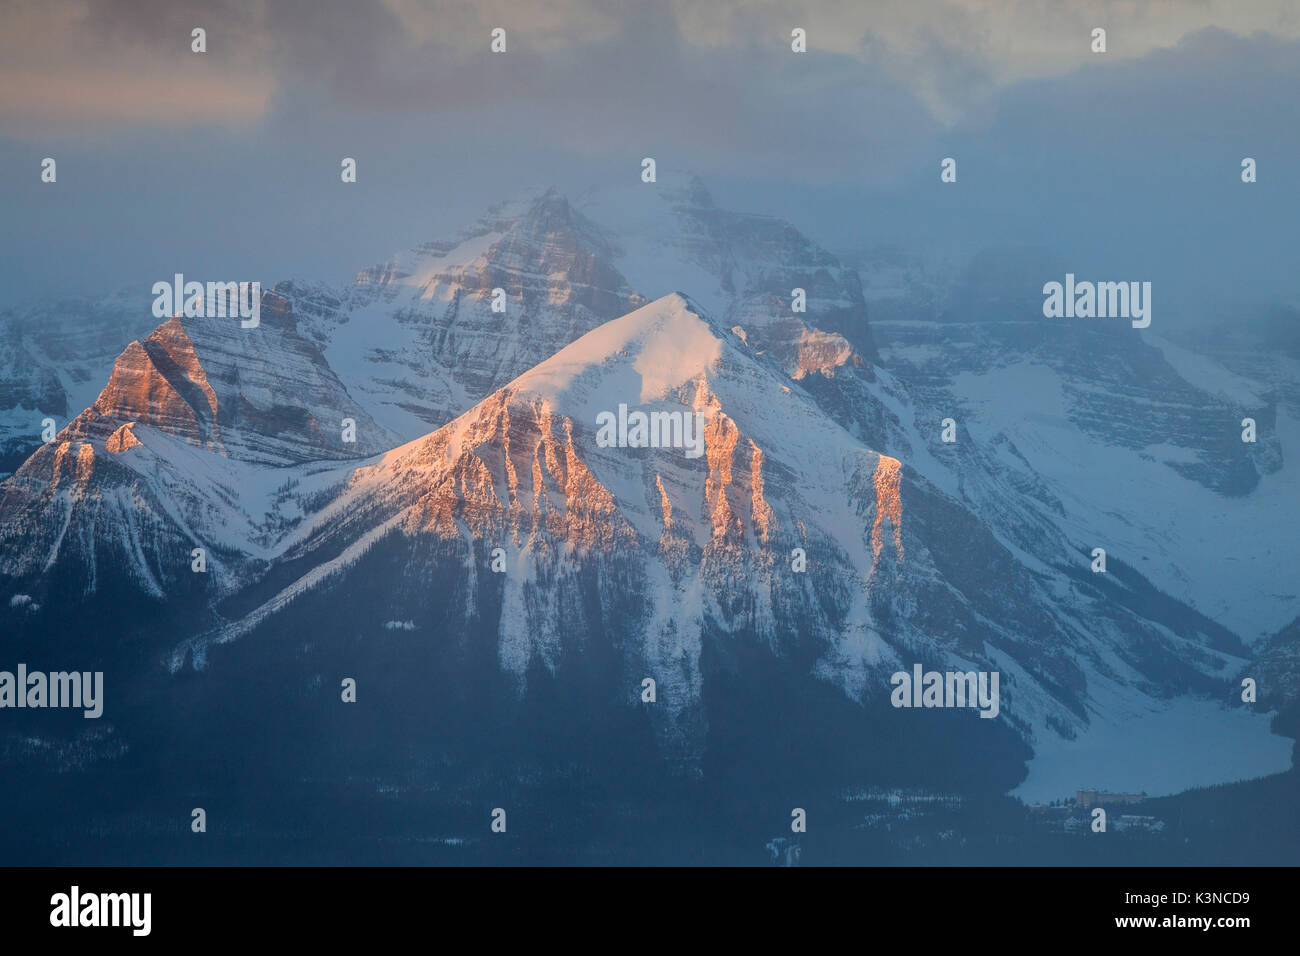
(1012, 682, 1293, 802)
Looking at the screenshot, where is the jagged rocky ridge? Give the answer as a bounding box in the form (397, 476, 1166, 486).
(0, 183, 1292, 795)
(160, 295, 1259, 770)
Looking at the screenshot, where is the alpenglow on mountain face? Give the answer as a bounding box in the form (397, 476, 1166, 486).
(181, 295, 1053, 755)
(0, 180, 1294, 864)
(160, 290, 1278, 773)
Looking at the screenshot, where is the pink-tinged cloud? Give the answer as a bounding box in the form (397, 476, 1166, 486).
(6, 0, 1300, 137)
(0, 71, 273, 129)
(0, 0, 274, 134)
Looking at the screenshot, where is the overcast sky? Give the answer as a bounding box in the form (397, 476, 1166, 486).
(2, 0, 1297, 326)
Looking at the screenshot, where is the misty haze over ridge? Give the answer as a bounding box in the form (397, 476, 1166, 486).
(1, 3, 1297, 333)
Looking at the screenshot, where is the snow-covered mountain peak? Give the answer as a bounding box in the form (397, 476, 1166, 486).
(576, 177, 876, 360)
(505, 292, 721, 405)
(60, 299, 394, 466)
(354, 185, 623, 304)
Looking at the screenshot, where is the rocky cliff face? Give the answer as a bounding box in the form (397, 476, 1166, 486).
(0, 289, 392, 603)
(61, 293, 394, 465)
(0, 290, 159, 477)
